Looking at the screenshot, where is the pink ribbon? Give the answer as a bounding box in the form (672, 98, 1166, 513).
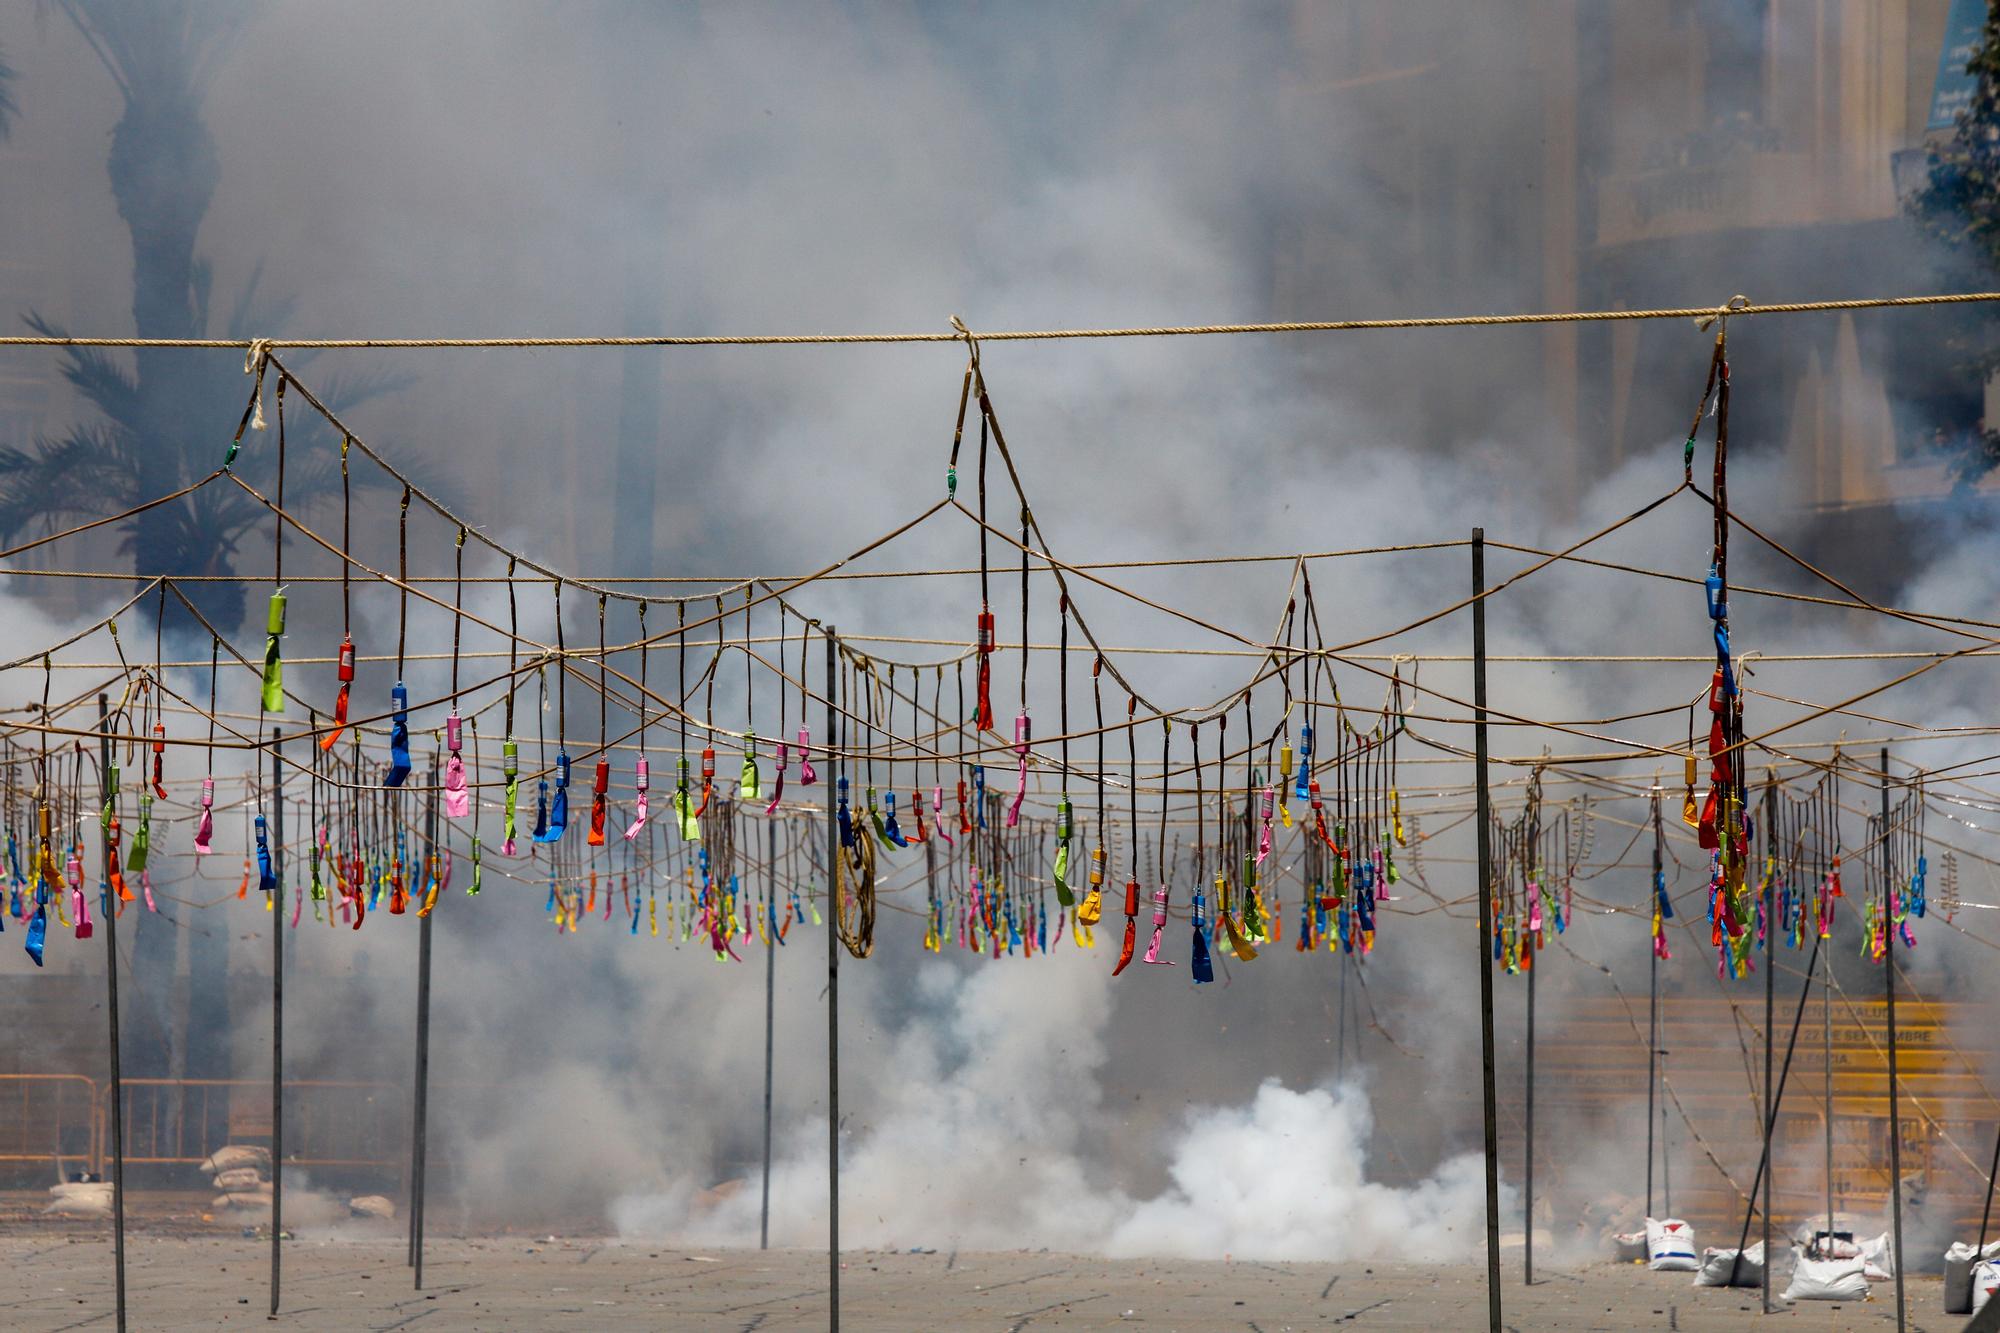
(194, 776, 215, 854)
(932, 785, 954, 847)
(443, 714, 470, 819)
(764, 743, 788, 815)
(1006, 712, 1030, 827)
(1255, 786, 1274, 865)
(67, 852, 91, 939)
(141, 870, 157, 914)
(1141, 884, 1174, 964)
(291, 886, 304, 928)
(624, 758, 650, 840)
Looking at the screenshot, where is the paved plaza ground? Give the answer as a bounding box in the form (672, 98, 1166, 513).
(0, 1226, 1960, 1331)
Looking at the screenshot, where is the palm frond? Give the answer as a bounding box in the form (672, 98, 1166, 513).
(22, 313, 141, 426)
(0, 424, 145, 543)
(222, 259, 298, 340)
(0, 43, 19, 141)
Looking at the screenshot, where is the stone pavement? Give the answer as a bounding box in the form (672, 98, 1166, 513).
(0, 1234, 1958, 1330)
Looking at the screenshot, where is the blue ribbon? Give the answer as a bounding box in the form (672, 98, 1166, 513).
(1191, 889, 1213, 983)
(535, 754, 570, 843)
(24, 903, 45, 965)
(882, 791, 907, 848)
(384, 682, 411, 787)
(255, 814, 277, 894)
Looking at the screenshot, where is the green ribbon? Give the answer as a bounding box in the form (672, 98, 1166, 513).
(125, 793, 151, 873)
(260, 593, 287, 713)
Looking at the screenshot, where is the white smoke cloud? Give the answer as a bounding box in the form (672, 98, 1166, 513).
(614, 952, 1499, 1262)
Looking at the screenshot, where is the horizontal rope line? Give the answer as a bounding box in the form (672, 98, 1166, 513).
(24, 642, 2000, 668)
(1, 290, 1995, 349)
(0, 539, 1466, 585)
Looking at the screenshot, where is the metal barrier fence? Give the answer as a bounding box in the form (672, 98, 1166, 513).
(0, 1074, 99, 1174)
(107, 1079, 403, 1169)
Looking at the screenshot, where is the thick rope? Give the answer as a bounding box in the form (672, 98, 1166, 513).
(6, 289, 2000, 349)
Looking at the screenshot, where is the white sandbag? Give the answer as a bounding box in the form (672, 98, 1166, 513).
(349, 1194, 396, 1220)
(1782, 1254, 1868, 1302)
(213, 1166, 266, 1191)
(199, 1145, 271, 1176)
(1857, 1230, 1894, 1280)
(1694, 1242, 1764, 1288)
(1943, 1240, 2000, 1313)
(1976, 1259, 2000, 1314)
(46, 1180, 112, 1199)
(1612, 1229, 1647, 1262)
(1647, 1217, 1699, 1272)
(43, 1183, 113, 1218)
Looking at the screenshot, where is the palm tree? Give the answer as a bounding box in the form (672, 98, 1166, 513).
(0, 3, 404, 1088)
(0, 5, 405, 631)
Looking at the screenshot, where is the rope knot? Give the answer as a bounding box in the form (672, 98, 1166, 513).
(243, 339, 274, 431)
(949, 314, 981, 367)
(1694, 295, 1751, 333)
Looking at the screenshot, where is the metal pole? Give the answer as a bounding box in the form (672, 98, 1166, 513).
(1728, 929, 1827, 1288)
(1335, 951, 1348, 1083)
(1882, 748, 1905, 1333)
(1761, 782, 1775, 1314)
(411, 763, 437, 1289)
(825, 628, 840, 1333)
(96, 693, 126, 1333)
(1524, 810, 1537, 1287)
(1662, 1070, 1671, 1217)
(1979, 1123, 2000, 1259)
(1645, 798, 1659, 1221)
(1470, 529, 1502, 1333)
(761, 815, 777, 1251)
(270, 730, 284, 1317)
(1823, 920, 1833, 1251)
